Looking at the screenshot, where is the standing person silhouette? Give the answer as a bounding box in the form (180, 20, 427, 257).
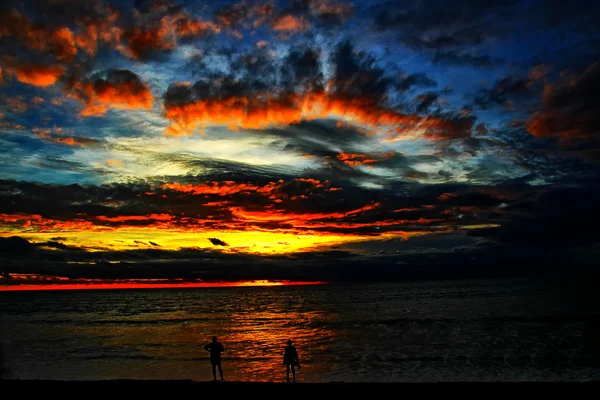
(204, 336, 225, 381)
(283, 339, 300, 380)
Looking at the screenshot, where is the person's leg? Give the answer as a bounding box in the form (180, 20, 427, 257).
(291, 364, 296, 380)
(212, 364, 217, 381)
(218, 364, 224, 380)
(286, 364, 290, 379)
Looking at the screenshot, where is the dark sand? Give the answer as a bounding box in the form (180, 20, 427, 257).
(1, 379, 597, 395)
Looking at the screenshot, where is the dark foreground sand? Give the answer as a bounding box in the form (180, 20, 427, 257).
(1, 379, 597, 395)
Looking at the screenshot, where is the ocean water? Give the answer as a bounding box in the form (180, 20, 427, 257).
(1, 278, 599, 382)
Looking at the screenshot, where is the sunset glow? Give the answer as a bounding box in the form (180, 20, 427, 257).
(0, 275, 325, 291)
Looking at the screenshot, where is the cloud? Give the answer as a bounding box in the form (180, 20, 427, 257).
(33, 129, 103, 147)
(272, 14, 309, 32)
(469, 182, 600, 247)
(67, 69, 154, 116)
(0, 9, 77, 62)
(0, 236, 36, 257)
(526, 61, 600, 160)
(1, 95, 28, 113)
(163, 40, 473, 139)
(415, 92, 440, 113)
(472, 72, 543, 111)
(372, 0, 519, 50)
(14, 65, 64, 86)
(36, 240, 72, 250)
(396, 73, 437, 92)
(432, 51, 504, 67)
(208, 237, 229, 246)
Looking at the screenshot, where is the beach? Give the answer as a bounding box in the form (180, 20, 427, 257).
(1, 379, 597, 396)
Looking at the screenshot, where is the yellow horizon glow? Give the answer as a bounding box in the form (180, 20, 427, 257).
(0, 228, 428, 254)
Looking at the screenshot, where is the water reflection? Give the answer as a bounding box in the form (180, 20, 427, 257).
(0, 286, 341, 382)
(173, 287, 342, 382)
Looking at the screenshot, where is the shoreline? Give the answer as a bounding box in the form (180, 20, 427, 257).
(2, 378, 597, 396)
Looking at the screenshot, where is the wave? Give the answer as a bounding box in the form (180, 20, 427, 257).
(309, 315, 600, 329)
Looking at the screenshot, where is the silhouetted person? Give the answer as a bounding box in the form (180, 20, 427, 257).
(204, 336, 224, 381)
(283, 339, 300, 380)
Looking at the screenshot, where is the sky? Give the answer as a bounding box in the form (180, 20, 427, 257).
(1, 0, 600, 288)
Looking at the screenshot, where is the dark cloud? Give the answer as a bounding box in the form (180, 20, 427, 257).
(66, 68, 154, 116)
(208, 238, 229, 246)
(330, 39, 392, 102)
(472, 74, 541, 111)
(469, 183, 600, 248)
(0, 236, 35, 257)
(1, 235, 597, 283)
(526, 61, 600, 160)
(0, 173, 528, 238)
(164, 39, 463, 139)
(36, 240, 72, 250)
(432, 51, 504, 67)
(281, 47, 324, 91)
(372, 0, 520, 49)
(415, 92, 440, 113)
(396, 72, 437, 92)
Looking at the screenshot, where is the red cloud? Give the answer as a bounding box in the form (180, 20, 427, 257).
(96, 214, 174, 223)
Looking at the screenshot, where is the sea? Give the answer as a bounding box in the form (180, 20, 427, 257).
(1, 277, 599, 383)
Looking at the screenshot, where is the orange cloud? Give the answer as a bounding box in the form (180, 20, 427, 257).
(163, 90, 426, 136)
(34, 128, 101, 147)
(230, 201, 380, 224)
(123, 27, 174, 60)
(2, 95, 28, 113)
(106, 159, 124, 168)
(163, 181, 279, 196)
(336, 151, 395, 166)
(162, 178, 339, 200)
(0, 10, 76, 61)
(15, 65, 63, 86)
(75, 10, 124, 56)
(421, 116, 475, 140)
(272, 14, 309, 32)
(30, 96, 45, 105)
(69, 69, 154, 116)
(0, 213, 95, 231)
(309, 0, 354, 18)
(48, 26, 78, 61)
(174, 16, 221, 37)
(525, 62, 600, 159)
